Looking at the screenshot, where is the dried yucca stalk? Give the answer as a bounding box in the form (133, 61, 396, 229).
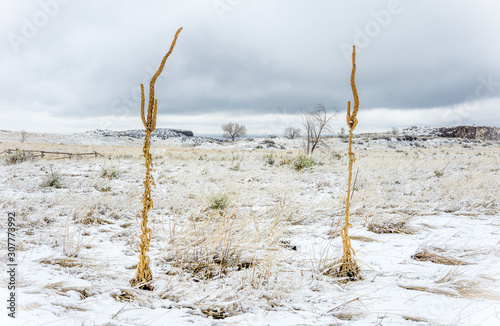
(130, 27, 182, 290)
(337, 45, 362, 281)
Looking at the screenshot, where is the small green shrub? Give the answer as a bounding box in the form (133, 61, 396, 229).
(229, 162, 241, 171)
(100, 166, 121, 179)
(434, 170, 444, 178)
(41, 171, 63, 188)
(209, 193, 230, 211)
(265, 154, 275, 166)
(279, 156, 293, 166)
(331, 152, 341, 160)
(95, 185, 112, 192)
(292, 155, 315, 171)
(4, 150, 33, 165)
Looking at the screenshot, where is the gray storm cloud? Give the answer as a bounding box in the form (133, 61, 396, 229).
(1, 0, 499, 133)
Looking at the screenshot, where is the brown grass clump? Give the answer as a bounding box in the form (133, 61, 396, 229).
(3, 149, 33, 165)
(60, 287, 92, 299)
(201, 306, 234, 320)
(164, 208, 257, 281)
(399, 285, 457, 297)
(401, 269, 499, 300)
(367, 216, 416, 234)
(435, 269, 490, 299)
(411, 248, 468, 266)
(111, 289, 138, 302)
(130, 27, 182, 291)
(76, 215, 114, 225)
(163, 195, 288, 285)
(167, 250, 254, 281)
(331, 312, 366, 321)
(403, 316, 429, 323)
(53, 303, 89, 312)
(39, 258, 89, 268)
(44, 283, 92, 299)
(349, 235, 380, 242)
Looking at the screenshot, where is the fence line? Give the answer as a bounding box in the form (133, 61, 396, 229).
(0, 149, 107, 159)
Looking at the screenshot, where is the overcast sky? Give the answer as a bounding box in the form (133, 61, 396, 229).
(1, 0, 499, 135)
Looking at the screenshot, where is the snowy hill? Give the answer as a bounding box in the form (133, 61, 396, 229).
(92, 128, 195, 139)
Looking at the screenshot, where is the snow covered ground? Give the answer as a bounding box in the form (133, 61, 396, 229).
(1, 130, 499, 325)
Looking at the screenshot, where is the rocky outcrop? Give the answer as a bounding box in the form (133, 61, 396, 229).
(399, 126, 499, 141)
(436, 126, 499, 141)
(169, 129, 194, 137)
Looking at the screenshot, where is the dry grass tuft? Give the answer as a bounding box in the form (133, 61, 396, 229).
(201, 306, 234, 320)
(436, 269, 500, 299)
(449, 280, 484, 299)
(39, 258, 89, 268)
(399, 285, 458, 297)
(44, 282, 93, 300)
(77, 216, 114, 225)
(111, 289, 140, 302)
(166, 251, 254, 281)
(411, 249, 468, 265)
(403, 316, 429, 323)
(367, 216, 416, 234)
(73, 206, 114, 225)
(60, 287, 92, 299)
(322, 257, 362, 283)
(43, 281, 66, 290)
(53, 303, 89, 312)
(401, 268, 499, 300)
(4, 150, 33, 165)
(163, 196, 286, 284)
(331, 312, 366, 321)
(349, 235, 380, 242)
(164, 207, 258, 280)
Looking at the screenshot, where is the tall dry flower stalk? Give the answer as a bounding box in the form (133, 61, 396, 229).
(338, 45, 362, 281)
(130, 27, 182, 290)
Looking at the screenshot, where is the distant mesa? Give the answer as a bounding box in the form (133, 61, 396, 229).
(93, 128, 195, 139)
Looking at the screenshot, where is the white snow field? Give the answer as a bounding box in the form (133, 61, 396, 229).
(0, 130, 499, 326)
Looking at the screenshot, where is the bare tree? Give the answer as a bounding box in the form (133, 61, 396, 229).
(284, 127, 301, 139)
(302, 105, 336, 154)
(222, 122, 247, 141)
(392, 127, 399, 136)
(339, 127, 345, 138)
(20, 130, 29, 143)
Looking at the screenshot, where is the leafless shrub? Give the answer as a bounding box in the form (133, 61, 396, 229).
(301, 105, 336, 154)
(338, 127, 345, 138)
(284, 127, 301, 139)
(20, 130, 29, 143)
(222, 122, 247, 141)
